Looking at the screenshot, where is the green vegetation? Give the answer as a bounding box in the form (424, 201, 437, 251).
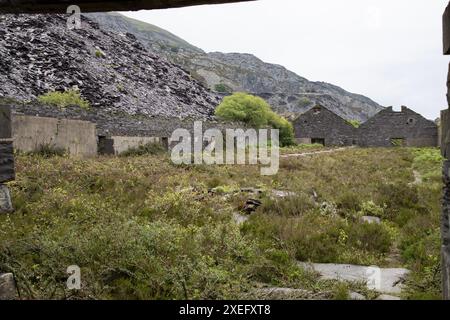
(297, 97, 311, 108)
(347, 120, 361, 128)
(0, 147, 442, 299)
(30, 143, 67, 158)
(95, 50, 104, 58)
(37, 88, 90, 110)
(214, 83, 233, 94)
(215, 92, 295, 146)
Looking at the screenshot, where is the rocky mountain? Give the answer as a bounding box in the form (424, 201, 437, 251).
(0, 14, 220, 120)
(86, 12, 383, 121)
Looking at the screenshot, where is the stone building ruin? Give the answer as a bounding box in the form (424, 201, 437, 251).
(294, 105, 438, 148)
(293, 105, 357, 146)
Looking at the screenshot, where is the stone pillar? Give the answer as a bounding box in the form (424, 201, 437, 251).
(0, 104, 14, 214)
(442, 2, 450, 300)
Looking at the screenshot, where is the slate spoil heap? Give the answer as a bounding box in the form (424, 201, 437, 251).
(0, 14, 221, 120)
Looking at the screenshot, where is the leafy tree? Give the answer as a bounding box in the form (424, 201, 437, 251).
(215, 92, 295, 146)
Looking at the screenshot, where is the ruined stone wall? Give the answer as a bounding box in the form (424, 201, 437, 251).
(12, 114, 98, 157)
(293, 105, 356, 146)
(0, 105, 14, 184)
(11, 102, 247, 138)
(358, 106, 438, 147)
(442, 2, 450, 300)
(111, 136, 162, 155)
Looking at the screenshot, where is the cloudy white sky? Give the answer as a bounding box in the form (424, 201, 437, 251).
(122, 0, 449, 119)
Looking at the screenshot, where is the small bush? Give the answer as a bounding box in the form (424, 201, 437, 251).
(358, 201, 386, 218)
(38, 88, 90, 110)
(29, 143, 66, 158)
(120, 143, 167, 157)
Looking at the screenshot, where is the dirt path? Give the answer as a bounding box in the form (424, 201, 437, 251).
(280, 146, 353, 158)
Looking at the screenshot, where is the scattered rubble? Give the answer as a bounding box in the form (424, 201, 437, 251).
(0, 14, 220, 120)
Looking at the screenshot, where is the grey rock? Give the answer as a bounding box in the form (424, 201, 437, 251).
(298, 262, 410, 294)
(361, 216, 381, 224)
(271, 190, 297, 198)
(233, 213, 249, 225)
(349, 292, 366, 300)
(376, 294, 401, 300)
(0, 273, 18, 300)
(0, 184, 13, 214)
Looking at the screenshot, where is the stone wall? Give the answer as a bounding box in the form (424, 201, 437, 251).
(12, 114, 98, 157)
(293, 105, 356, 146)
(11, 102, 247, 139)
(359, 106, 438, 147)
(442, 1, 450, 300)
(110, 136, 161, 155)
(0, 105, 14, 184)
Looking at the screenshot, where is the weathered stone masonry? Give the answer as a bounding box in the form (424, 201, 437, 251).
(358, 106, 438, 147)
(293, 105, 357, 146)
(442, 1, 450, 300)
(294, 105, 438, 148)
(0, 105, 14, 215)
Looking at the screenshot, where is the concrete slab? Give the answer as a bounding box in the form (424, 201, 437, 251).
(298, 262, 409, 294)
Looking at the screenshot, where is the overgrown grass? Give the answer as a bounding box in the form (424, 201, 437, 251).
(120, 142, 167, 157)
(0, 147, 443, 299)
(37, 89, 90, 110)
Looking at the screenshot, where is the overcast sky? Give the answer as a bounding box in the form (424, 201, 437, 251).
(122, 0, 449, 120)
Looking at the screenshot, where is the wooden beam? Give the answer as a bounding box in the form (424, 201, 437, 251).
(0, 0, 255, 13)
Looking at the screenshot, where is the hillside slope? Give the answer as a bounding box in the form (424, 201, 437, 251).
(87, 12, 383, 121)
(0, 14, 220, 119)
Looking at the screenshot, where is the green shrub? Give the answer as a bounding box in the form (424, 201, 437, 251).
(297, 97, 311, 108)
(358, 200, 386, 218)
(29, 143, 66, 158)
(215, 92, 295, 146)
(120, 143, 167, 157)
(38, 88, 90, 110)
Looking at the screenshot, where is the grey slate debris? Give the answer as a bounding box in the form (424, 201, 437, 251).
(0, 14, 221, 120)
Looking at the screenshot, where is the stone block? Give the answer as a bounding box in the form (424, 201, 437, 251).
(0, 142, 14, 183)
(0, 273, 18, 300)
(0, 105, 12, 139)
(0, 184, 13, 214)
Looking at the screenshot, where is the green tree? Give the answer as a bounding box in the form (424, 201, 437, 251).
(215, 92, 295, 146)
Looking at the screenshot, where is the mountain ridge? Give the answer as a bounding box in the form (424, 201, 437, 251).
(86, 12, 383, 121)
